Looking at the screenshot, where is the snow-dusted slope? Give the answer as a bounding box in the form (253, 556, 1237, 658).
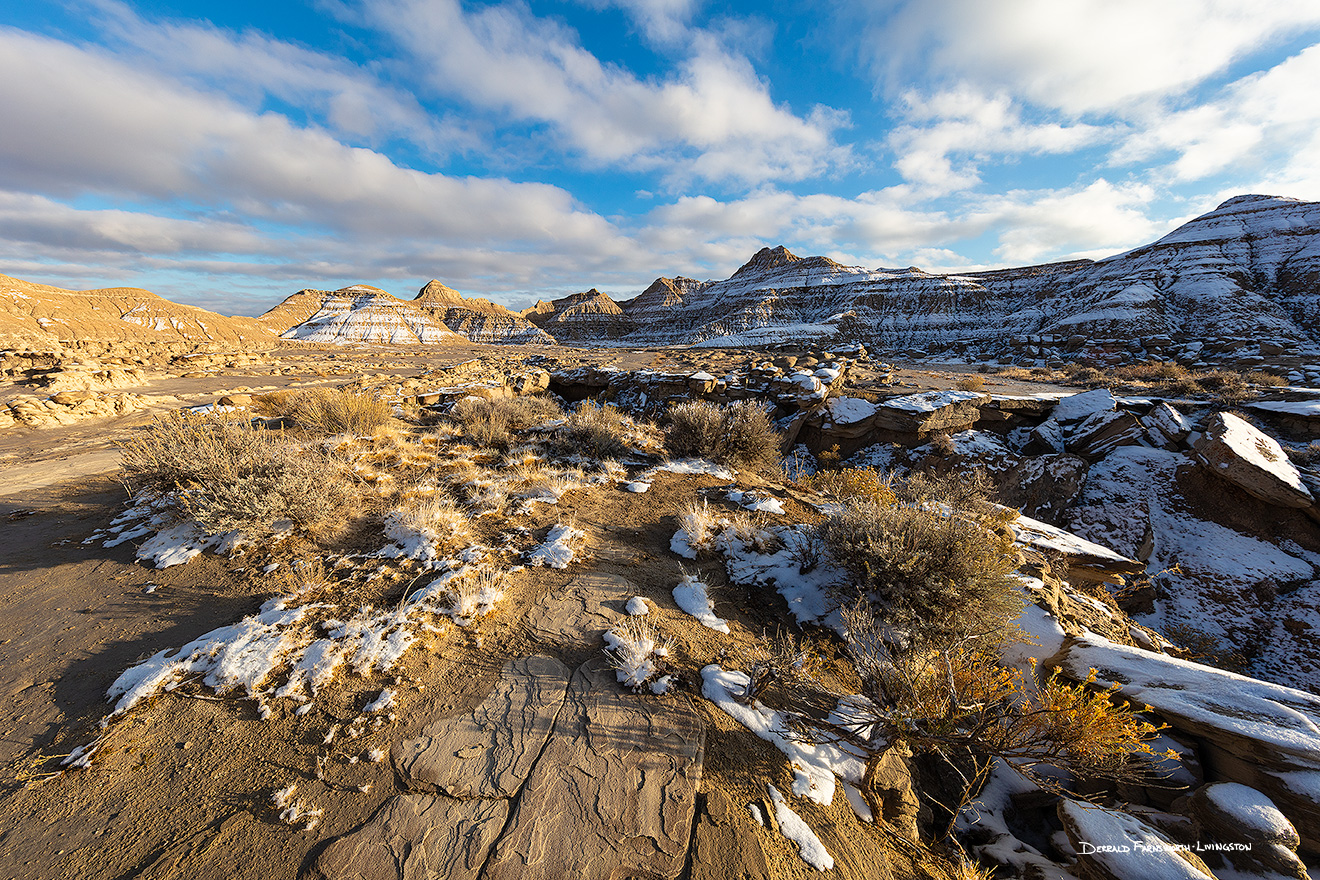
(275, 286, 462, 345)
(265, 281, 553, 345)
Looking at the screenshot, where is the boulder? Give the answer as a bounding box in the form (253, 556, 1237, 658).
(1058, 799, 1216, 880)
(1068, 411, 1146, 460)
(1189, 783, 1308, 879)
(1055, 634, 1320, 853)
(870, 390, 988, 435)
(996, 454, 1088, 519)
(1193, 412, 1315, 509)
(1143, 401, 1191, 449)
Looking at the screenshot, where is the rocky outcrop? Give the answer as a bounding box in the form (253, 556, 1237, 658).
(600, 195, 1320, 362)
(413, 281, 553, 345)
(1189, 783, 1309, 879)
(1057, 800, 1217, 880)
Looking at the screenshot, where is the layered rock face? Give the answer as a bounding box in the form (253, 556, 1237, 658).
(522, 289, 635, 341)
(533, 196, 1320, 362)
(262, 281, 553, 345)
(0, 274, 273, 345)
(275, 285, 462, 344)
(413, 280, 553, 345)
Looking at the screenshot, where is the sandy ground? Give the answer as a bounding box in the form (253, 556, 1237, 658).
(0, 341, 1072, 879)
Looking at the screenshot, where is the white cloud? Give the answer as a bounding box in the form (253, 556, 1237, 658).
(845, 0, 1320, 115)
(0, 28, 625, 250)
(85, 0, 473, 154)
(576, 0, 698, 46)
(364, 0, 849, 186)
(1112, 43, 1320, 193)
(888, 88, 1109, 192)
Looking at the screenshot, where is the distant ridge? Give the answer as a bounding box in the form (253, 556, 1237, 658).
(0, 273, 272, 345)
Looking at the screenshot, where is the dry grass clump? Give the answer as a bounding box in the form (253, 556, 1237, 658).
(678, 499, 722, 555)
(727, 510, 785, 554)
(1245, 370, 1287, 387)
(954, 375, 985, 392)
(120, 410, 351, 535)
(1287, 441, 1320, 467)
(994, 366, 1033, 381)
(258, 387, 391, 435)
(818, 471, 1020, 644)
(448, 395, 564, 450)
(559, 401, 636, 458)
(387, 496, 472, 554)
(1113, 361, 1188, 383)
(667, 399, 781, 470)
(1062, 365, 1111, 387)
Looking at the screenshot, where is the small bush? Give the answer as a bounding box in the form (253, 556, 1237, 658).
(1067, 367, 1110, 387)
(449, 394, 564, 450)
(1114, 361, 1188, 383)
(264, 387, 391, 435)
(799, 466, 897, 502)
(667, 399, 781, 470)
(955, 376, 985, 392)
(994, 367, 1033, 381)
(818, 471, 1020, 645)
(120, 411, 350, 535)
(560, 401, 634, 458)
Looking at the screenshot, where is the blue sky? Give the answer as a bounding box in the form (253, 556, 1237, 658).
(2, 0, 1319, 316)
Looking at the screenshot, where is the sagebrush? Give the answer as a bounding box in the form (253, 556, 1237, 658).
(258, 387, 391, 435)
(120, 411, 351, 535)
(667, 399, 781, 470)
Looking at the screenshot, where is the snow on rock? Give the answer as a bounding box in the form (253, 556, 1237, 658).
(825, 396, 877, 426)
(1058, 799, 1215, 880)
(528, 523, 583, 568)
(701, 665, 864, 805)
(672, 573, 730, 633)
(1064, 445, 1319, 692)
(727, 488, 785, 515)
(1191, 782, 1299, 847)
(1193, 411, 1314, 509)
(1052, 388, 1117, 422)
(883, 389, 986, 413)
(767, 784, 834, 871)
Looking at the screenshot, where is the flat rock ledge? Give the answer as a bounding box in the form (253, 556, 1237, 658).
(393, 655, 571, 799)
(481, 658, 707, 880)
(311, 656, 706, 880)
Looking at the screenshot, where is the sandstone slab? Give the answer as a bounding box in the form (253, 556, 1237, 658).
(480, 658, 706, 880)
(393, 655, 570, 799)
(527, 572, 636, 648)
(310, 793, 507, 880)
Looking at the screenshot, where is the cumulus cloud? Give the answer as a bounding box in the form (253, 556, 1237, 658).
(362, 0, 850, 186)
